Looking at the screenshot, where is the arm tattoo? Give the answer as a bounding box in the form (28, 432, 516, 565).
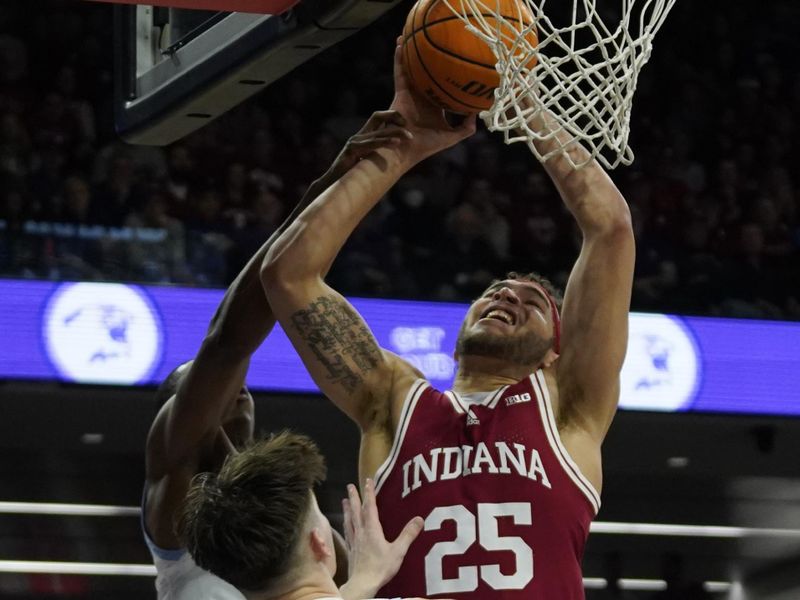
(290, 295, 382, 392)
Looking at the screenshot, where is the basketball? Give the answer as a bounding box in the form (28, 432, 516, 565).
(401, 0, 538, 115)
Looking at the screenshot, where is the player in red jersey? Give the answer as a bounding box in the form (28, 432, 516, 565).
(261, 39, 634, 600)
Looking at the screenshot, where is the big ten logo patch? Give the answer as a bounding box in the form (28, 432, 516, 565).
(390, 326, 455, 381)
(506, 392, 531, 406)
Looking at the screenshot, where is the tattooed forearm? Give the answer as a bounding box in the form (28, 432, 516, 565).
(290, 295, 382, 392)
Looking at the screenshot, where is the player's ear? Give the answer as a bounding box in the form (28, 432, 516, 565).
(541, 348, 559, 369)
(309, 528, 333, 563)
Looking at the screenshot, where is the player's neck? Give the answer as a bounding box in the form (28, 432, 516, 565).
(453, 356, 534, 393)
(247, 566, 339, 600)
(250, 580, 339, 600)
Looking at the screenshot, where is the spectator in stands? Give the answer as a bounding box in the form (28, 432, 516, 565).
(92, 148, 136, 226)
(434, 202, 500, 300)
(185, 188, 232, 286)
(164, 144, 196, 219)
(0, 112, 31, 180)
(125, 187, 191, 284)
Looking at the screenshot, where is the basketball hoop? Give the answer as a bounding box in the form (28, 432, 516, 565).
(442, 0, 677, 169)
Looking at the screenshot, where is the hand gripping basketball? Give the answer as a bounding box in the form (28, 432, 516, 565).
(390, 38, 476, 163)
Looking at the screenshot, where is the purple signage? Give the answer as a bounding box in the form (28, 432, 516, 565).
(0, 279, 798, 416)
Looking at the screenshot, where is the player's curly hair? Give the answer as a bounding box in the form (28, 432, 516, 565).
(176, 431, 327, 592)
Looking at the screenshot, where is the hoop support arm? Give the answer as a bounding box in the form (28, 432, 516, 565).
(83, 0, 299, 14)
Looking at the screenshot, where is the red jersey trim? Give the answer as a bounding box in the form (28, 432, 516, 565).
(531, 371, 602, 514)
(487, 385, 510, 408)
(374, 379, 427, 494)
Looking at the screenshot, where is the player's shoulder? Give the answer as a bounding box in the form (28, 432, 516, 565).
(381, 349, 430, 401)
(145, 394, 212, 481)
(382, 349, 426, 381)
(376, 350, 432, 432)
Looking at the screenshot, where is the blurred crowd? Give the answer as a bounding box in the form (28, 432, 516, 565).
(0, 1, 798, 320)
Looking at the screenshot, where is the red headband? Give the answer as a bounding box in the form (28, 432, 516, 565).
(550, 297, 561, 354)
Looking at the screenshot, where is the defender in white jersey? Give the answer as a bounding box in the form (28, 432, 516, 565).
(142, 115, 413, 600)
(143, 533, 242, 600)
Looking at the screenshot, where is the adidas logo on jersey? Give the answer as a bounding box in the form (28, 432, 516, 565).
(466, 409, 480, 426)
(506, 392, 532, 406)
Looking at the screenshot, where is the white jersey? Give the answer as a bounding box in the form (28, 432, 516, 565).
(142, 497, 244, 600)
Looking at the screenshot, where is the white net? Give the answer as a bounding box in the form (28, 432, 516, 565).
(442, 0, 677, 169)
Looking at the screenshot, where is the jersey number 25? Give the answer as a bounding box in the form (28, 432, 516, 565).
(425, 502, 533, 594)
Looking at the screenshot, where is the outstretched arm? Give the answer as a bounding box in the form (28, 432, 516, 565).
(144, 196, 304, 548)
(261, 46, 475, 429)
(259, 112, 417, 430)
(531, 113, 635, 443)
(147, 179, 321, 481)
(144, 124, 409, 549)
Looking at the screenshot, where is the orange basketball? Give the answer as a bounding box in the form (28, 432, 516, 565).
(401, 0, 538, 115)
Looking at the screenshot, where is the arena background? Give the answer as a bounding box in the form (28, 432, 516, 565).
(0, 0, 799, 598)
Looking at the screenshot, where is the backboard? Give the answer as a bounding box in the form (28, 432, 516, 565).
(113, 0, 404, 145)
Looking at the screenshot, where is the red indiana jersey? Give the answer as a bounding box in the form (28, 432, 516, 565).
(374, 371, 600, 600)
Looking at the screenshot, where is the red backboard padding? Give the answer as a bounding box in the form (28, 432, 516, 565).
(83, 0, 299, 14)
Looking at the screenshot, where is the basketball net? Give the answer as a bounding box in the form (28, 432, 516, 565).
(442, 0, 676, 169)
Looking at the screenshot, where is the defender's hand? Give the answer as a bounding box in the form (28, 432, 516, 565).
(339, 478, 423, 599)
(390, 38, 476, 161)
(327, 110, 414, 180)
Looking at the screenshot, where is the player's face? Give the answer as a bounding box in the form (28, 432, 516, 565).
(456, 279, 555, 366)
(221, 386, 255, 449)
